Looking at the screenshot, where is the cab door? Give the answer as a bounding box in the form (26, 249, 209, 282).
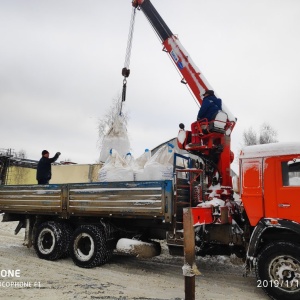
(276, 157, 300, 223)
(240, 158, 264, 226)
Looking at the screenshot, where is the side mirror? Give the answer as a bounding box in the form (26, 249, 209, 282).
(232, 175, 240, 194)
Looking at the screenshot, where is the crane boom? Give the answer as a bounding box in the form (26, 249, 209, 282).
(132, 0, 236, 187)
(132, 0, 211, 106)
(132, 0, 236, 123)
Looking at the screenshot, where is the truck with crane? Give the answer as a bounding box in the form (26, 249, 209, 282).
(0, 1, 300, 299)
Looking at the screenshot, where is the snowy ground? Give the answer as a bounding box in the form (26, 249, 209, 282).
(0, 216, 269, 300)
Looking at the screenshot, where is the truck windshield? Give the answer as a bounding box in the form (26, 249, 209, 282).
(282, 160, 300, 186)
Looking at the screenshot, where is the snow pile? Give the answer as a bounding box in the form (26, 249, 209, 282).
(182, 262, 201, 277)
(197, 183, 225, 207)
(116, 238, 160, 258)
(240, 142, 300, 159)
(99, 114, 131, 162)
(198, 199, 225, 208)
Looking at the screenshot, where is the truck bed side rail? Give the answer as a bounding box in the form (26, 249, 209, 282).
(0, 184, 63, 215)
(0, 181, 173, 223)
(68, 180, 173, 222)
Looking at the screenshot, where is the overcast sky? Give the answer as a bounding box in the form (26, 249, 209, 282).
(1, 0, 300, 167)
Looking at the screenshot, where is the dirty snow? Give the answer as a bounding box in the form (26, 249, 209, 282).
(116, 238, 159, 258)
(197, 198, 225, 207)
(0, 214, 269, 300)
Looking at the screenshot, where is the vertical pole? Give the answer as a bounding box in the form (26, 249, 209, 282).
(183, 207, 198, 300)
(23, 217, 33, 248)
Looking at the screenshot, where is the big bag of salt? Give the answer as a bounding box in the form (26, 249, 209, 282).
(135, 143, 175, 181)
(99, 114, 130, 163)
(134, 149, 151, 170)
(98, 149, 134, 182)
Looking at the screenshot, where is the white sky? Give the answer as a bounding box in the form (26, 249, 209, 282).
(1, 0, 300, 166)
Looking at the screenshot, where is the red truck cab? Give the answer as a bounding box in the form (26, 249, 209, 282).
(239, 142, 300, 226)
(240, 143, 300, 300)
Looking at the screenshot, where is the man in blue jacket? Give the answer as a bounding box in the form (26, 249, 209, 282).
(197, 90, 222, 121)
(36, 150, 61, 184)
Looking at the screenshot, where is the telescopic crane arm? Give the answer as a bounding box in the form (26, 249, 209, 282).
(132, 0, 236, 187)
(132, 0, 236, 123)
(132, 0, 212, 107)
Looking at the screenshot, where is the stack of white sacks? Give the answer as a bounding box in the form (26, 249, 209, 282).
(98, 143, 175, 182)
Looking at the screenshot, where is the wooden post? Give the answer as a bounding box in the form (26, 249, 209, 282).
(183, 207, 200, 300)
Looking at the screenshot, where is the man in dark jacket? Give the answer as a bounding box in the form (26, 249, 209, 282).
(36, 150, 61, 184)
(197, 90, 222, 121)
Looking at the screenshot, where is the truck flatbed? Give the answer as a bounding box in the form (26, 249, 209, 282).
(0, 180, 173, 222)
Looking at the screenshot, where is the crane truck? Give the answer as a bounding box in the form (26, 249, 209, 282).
(0, 1, 300, 300)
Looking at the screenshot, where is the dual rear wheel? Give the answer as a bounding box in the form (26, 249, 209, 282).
(34, 221, 112, 268)
(34, 221, 68, 261)
(70, 224, 112, 268)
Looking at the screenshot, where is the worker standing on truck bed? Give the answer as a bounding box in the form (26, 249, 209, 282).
(36, 150, 61, 184)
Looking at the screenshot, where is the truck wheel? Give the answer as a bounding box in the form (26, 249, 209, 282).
(34, 221, 65, 261)
(70, 225, 108, 268)
(256, 241, 300, 300)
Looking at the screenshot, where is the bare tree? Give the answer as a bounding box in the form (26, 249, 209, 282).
(259, 122, 278, 144)
(243, 122, 278, 146)
(243, 127, 257, 146)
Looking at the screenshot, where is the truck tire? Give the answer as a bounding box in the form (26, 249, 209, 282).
(98, 223, 115, 262)
(70, 225, 108, 268)
(60, 222, 73, 259)
(256, 241, 300, 300)
(34, 221, 66, 261)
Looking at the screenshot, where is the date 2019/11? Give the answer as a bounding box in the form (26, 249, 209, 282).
(257, 280, 299, 288)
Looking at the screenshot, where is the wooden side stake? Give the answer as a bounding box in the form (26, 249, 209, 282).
(183, 207, 200, 300)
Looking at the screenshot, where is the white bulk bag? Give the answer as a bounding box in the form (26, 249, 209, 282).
(98, 149, 134, 182)
(135, 143, 175, 181)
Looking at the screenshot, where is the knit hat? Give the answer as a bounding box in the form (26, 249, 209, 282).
(203, 90, 215, 97)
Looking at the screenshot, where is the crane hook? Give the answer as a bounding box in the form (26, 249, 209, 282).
(122, 78, 127, 103)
